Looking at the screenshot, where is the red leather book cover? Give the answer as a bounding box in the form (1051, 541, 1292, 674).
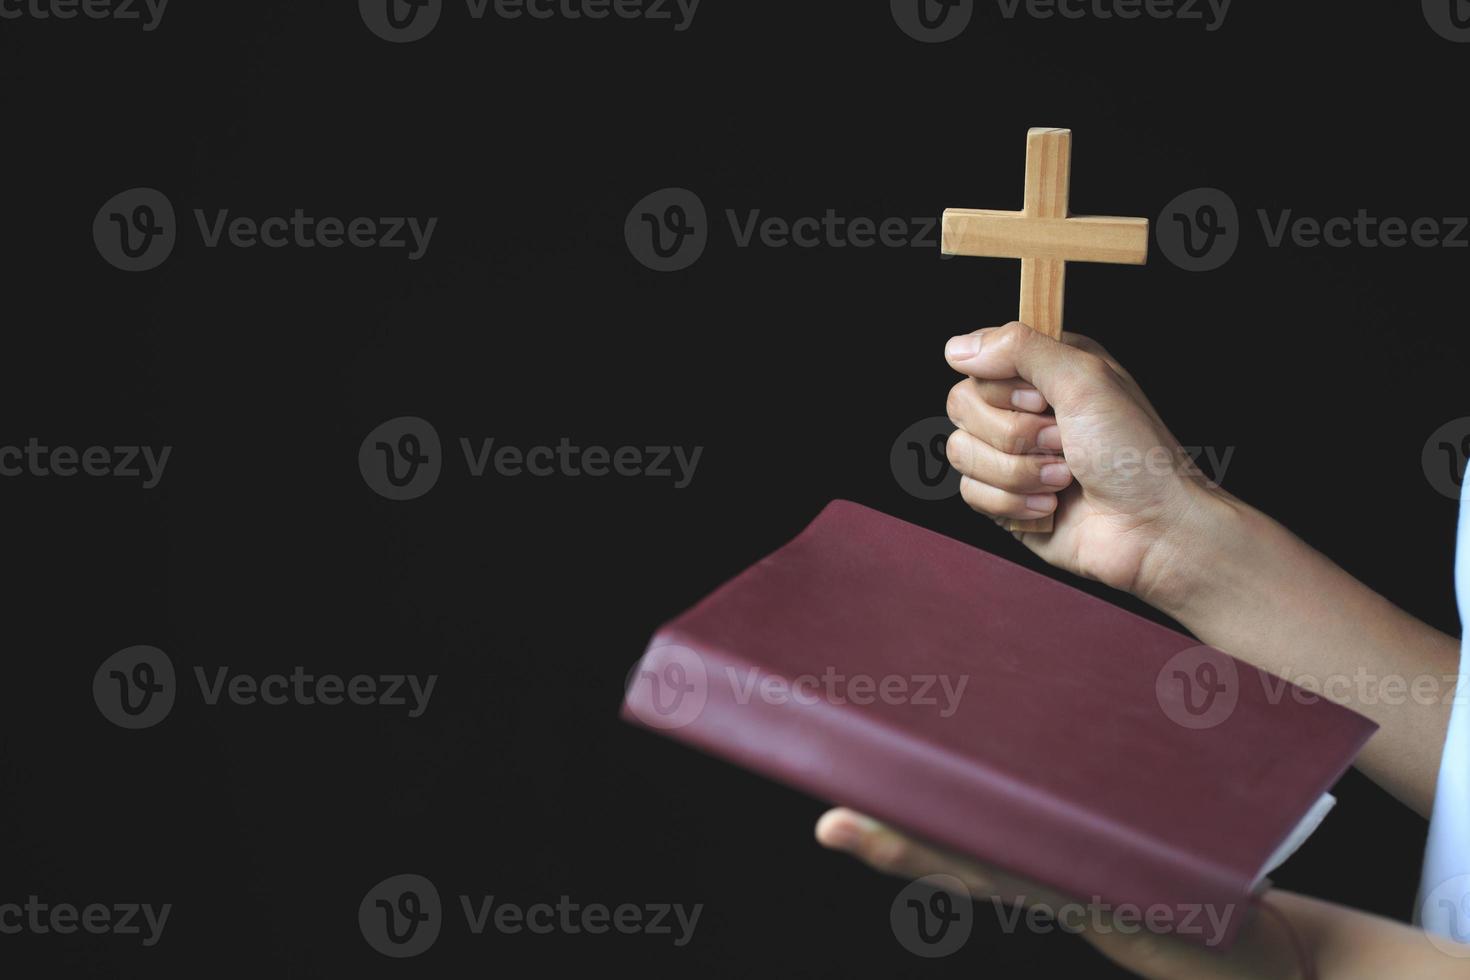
(621, 500, 1378, 949)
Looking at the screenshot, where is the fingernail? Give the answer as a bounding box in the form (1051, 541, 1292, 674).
(1011, 389, 1047, 413)
(1025, 494, 1057, 514)
(1040, 463, 1072, 487)
(946, 335, 981, 360)
(820, 816, 864, 851)
(1037, 425, 1062, 451)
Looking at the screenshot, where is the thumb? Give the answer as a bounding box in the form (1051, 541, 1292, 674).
(945, 321, 1115, 413)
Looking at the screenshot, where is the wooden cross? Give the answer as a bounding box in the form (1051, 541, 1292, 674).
(942, 127, 1149, 533)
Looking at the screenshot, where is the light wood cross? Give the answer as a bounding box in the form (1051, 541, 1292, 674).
(942, 127, 1149, 533)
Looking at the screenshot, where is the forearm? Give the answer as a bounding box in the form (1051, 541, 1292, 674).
(1268, 890, 1470, 979)
(1089, 889, 1470, 979)
(1140, 488, 1460, 816)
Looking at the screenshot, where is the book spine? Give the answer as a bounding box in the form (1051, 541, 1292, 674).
(622, 630, 1255, 949)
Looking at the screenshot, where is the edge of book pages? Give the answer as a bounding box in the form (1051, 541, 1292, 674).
(1257, 793, 1335, 888)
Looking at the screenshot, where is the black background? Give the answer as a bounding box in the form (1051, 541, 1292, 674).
(1, 1, 1465, 976)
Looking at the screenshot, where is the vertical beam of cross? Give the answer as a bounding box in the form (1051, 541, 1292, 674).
(1019, 128, 1072, 346)
(941, 128, 1149, 533)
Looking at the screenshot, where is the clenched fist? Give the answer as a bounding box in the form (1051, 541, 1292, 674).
(944, 321, 1226, 607)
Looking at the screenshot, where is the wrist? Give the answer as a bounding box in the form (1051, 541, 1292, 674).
(1132, 482, 1266, 628)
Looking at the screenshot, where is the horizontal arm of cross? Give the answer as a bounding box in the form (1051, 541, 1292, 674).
(941, 209, 1149, 265)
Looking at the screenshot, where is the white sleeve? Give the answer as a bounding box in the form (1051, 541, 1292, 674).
(1416, 475, 1470, 951)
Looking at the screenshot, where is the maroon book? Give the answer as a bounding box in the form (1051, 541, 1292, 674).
(621, 500, 1377, 949)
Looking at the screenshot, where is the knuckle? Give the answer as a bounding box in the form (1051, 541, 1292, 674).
(1062, 330, 1099, 352)
(1062, 351, 1116, 396)
(962, 872, 994, 895)
(999, 412, 1032, 455)
(1115, 931, 1172, 974)
(945, 380, 969, 422)
(1077, 352, 1114, 382)
(945, 430, 969, 471)
(959, 477, 988, 513)
(994, 449, 1030, 489)
(869, 834, 911, 872)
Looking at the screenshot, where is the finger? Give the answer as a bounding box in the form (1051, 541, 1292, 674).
(949, 377, 1050, 415)
(815, 809, 998, 895)
(959, 476, 1057, 521)
(815, 809, 1071, 910)
(945, 323, 1119, 414)
(946, 381, 1058, 455)
(816, 808, 1238, 980)
(947, 429, 1073, 495)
